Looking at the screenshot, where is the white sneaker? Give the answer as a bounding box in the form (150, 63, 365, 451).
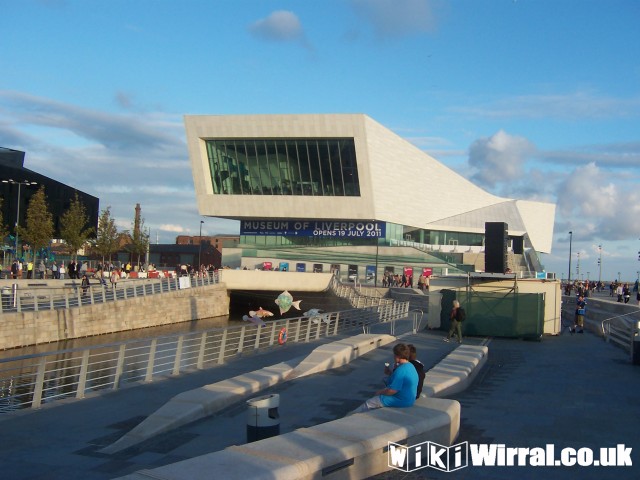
(443, 337, 450, 342)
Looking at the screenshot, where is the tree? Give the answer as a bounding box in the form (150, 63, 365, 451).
(18, 186, 54, 262)
(60, 193, 95, 261)
(94, 206, 120, 265)
(0, 198, 8, 244)
(125, 217, 149, 267)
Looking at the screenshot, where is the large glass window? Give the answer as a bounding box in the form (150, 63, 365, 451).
(205, 138, 360, 197)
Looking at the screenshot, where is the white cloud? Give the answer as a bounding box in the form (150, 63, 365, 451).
(468, 130, 536, 189)
(451, 90, 640, 121)
(350, 0, 439, 38)
(249, 11, 304, 42)
(555, 162, 640, 240)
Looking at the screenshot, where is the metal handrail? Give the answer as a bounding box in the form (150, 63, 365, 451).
(0, 272, 219, 314)
(0, 301, 410, 413)
(601, 311, 639, 358)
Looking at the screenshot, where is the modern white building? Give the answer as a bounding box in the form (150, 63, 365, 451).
(184, 114, 556, 280)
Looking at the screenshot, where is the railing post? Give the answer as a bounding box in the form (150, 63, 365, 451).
(238, 326, 246, 353)
(76, 349, 90, 399)
(254, 325, 262, 350)
(197, 331, 207, 369)
(31, 357, 47, 409)
(269, 322, 277, 346)
(65, 289, 69, 309)
(145, 339, 157, 382)
(294, 318, 301, 342)
(113, 344, 126, 389)
(218, 329, 228, 364)
(172, 335, 184, 375)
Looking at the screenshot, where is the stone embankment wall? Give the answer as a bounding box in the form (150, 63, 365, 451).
(0, 284, 229, 350)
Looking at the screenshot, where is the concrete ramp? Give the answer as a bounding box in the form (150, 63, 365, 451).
(101, 334, 395, 454)
(287, 334, 395, 379)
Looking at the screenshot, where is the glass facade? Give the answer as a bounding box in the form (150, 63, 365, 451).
(205, 138, 360, 197)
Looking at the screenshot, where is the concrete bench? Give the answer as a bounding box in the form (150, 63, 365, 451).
(424, 344, 489, 398)
(116, 396, 460, 480)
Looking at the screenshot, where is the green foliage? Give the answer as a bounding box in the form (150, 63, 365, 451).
(18, 186, 54, 261)
(127, 215, 150, 266)
(94, 206, 119, 263)
(60, 193, 95, 260)
(0, 197, 8, 244)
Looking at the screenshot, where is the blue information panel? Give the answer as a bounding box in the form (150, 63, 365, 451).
(241, 219, 385, 238)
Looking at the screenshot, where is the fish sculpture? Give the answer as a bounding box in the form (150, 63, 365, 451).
(303, 308, 323, 317)
(242, 314, 266, 327)
(275, 290, 302, 315)
(249, 307, 274, 318)
(304, 308, 329, 324)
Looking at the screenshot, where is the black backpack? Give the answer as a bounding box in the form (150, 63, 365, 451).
(456, 307, 466, 322)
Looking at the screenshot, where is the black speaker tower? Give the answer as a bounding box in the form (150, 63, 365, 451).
(485, 222, 508, 273)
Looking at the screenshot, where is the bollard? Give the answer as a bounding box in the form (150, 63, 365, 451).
(246, 393, 280, 443)
(633, 321, 640, 366)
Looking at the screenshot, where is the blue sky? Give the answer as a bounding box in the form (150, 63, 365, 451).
(1, 0, 639, 282)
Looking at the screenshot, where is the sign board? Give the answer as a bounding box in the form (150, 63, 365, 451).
(178, 276, 191, 290)
(241, 219, 385, 238)
(296, 263, 306, 272)
(279, 262, 289, 271)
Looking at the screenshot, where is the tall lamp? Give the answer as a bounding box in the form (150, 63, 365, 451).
(567, 231, 573, 286)
(198, 220, 204, 269)
(2, 179, 38, 259)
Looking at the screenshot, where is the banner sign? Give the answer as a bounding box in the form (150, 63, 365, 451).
(241, 219, 386, 238)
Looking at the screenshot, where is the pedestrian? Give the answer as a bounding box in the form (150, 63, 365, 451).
(350, 343, 419, 414)
(81, 274, 90, 297)
(38, 260, 46, 279)
(572, 295, 586, 334)
(10, 260, 18, 279)
(616, 283, 623, 302)
(444, 300, 465, 344)
(51, 261, 58, 279)
(623, 284, 630, 304)
(59, 263, 66, 280)
(110, 270, 119, 290)
(407, 344, 426, 399)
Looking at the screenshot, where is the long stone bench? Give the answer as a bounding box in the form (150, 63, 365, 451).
(424, 344, 489, 398)
(101, 334, 396, 454)
(117, 396, 460, 480)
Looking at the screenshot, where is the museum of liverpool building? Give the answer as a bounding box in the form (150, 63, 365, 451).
(184, 114, 556, 283)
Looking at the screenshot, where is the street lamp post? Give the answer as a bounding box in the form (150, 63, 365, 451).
(2, 179, 37, 259)
(598, 244, 602, 287)
(198, 220, 204, 270)
(567, 231, 573, 286)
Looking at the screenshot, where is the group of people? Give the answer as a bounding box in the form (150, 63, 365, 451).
(9, 259, 87, 280)
(382, 272, 415, 288)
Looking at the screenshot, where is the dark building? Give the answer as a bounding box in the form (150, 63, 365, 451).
(0, 148, 99, 253)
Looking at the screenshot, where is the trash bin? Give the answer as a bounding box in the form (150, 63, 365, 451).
(246, 393, 280, 443)
(633, 321, 640, 366)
